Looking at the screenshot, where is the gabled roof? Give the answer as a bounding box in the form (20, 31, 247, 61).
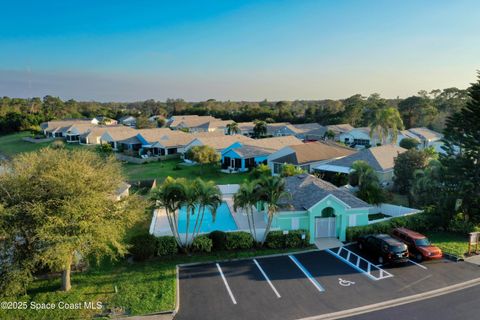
(245, 136, 303, 150)
(408, 127, 443, 142)
(102, 126, 138, 141)
(325, 124, 355, 134)
(41, 119, 94, 133)
(271, 141, 356, 165)
(280, 174, 370, 211)
(289, 123, 327, 136)
(79, 125, 125, 140)
(327, 144, 407, 172)
(229, 145, 274, 158)
(137, 128, 195, 147)
(168, 115, 219, 128)
(190, 135, 254, 151)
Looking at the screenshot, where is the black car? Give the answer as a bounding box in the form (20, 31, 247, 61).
(357, 234, 409, 265)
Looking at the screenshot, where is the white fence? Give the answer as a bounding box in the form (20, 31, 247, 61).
(368, 203, 422, 225)
(217, 184, 240, 195)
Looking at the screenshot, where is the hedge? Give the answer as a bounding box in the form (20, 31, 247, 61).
(266, 230, 309, 249)
(225, 231, 254, 250)
(192, 235, 213, 253)
(130, 233, 158, 261)
(346, 211, 438, 242)
(209, 230, 227, 250)
(156, 236, 178, 256)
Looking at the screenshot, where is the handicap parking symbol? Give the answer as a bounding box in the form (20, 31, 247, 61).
(338, 278, 355, 287)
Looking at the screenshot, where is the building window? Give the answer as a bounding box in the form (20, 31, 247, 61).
(273, 163, 282, 174)
(353, 138, 370, 146)
(168, 148, 178, 155)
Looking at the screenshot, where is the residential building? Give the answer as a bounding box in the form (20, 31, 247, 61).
(289, 123, 327, 141)
(118, 115, 137, 127)
(167, 115, 232, 133)
(325, 124, 355, 140)
(315, 144, 407, 186)
(268, 141, 356, 175)
(136, 128, 195, 156)
(221, 136, 303, 171)
(398, 127, 445, 153)
(184, 134, 254, 153)
(94, 116, 118, 125)
(270, 174, 372, 242)
(99, 126, 139, 151)
(41, 119, 97, 138)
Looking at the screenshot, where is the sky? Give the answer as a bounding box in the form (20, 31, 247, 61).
(0, 0, 479, 102)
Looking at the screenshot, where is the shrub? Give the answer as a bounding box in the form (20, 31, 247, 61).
(448, 213, 476, 234)
(225, 232, 254, 250)
(156, 236, 178, 256)
(130, 233, 157, 261)
(265, 230, 285, 249)
(285, 230, 310, 248)
(192, 235, 213, 253)
(51, 140, 65, 149)
(346, 210, 438, 242)
(400, 138, 420, 150)
(209, 230, 227, 250)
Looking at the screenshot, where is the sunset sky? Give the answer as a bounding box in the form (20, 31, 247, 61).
(1, 0, 479, 101)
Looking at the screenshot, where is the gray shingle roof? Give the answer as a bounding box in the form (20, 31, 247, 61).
(280, 174, 371, 211)
(327, 144, 407, 172)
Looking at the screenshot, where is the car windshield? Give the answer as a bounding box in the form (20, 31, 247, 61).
(390, 244, 407, 253)
(414, 238, 431, 246)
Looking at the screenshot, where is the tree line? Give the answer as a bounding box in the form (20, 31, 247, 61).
(0, 87, 468, 135)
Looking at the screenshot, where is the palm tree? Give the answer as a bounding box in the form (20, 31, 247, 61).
(369, 107, 404, 145)
(257, 175, 291, 245)
(226, 122, 240, 135)
(349, 160, 386, 205)
(233, 180, 260, 243)
(253, 120, 268, 138)
(182, 179, 200, 246)
(150, 177, 187, 247)
(192, 178, 222, 239)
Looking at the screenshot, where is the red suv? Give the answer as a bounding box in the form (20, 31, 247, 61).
(392, 228, 442, 261)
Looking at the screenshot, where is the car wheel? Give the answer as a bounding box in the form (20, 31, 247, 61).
(378, 256, 384, 264)
(416, 254, 423, 262)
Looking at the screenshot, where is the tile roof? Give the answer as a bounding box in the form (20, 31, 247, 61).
(42, 119, 94, 133)
(230, 145, 274, 158)
(328, 144, 407, 172)
(138, 129, 195, 148)
(280, 174, 371, 211)
(271, 141, 356, 165)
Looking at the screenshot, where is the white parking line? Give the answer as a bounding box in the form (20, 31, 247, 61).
(216, 263, 237, 304)
(253, 259, 281, 298)
(288, 255, 325, 292)
(408, 259, 428, 270)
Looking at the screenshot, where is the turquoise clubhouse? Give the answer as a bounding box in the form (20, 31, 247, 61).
(272, 174, 372, 242)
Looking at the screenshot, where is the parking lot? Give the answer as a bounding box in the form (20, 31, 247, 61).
(175, 246, 480, 320)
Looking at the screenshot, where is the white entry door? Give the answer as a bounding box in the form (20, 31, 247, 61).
(315, 217, 336, 238)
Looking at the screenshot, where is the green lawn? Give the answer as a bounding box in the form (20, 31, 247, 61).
(425, 231, 469, 258)
(0, 132, 94, 158)
(123, 160, 250, 184)
(0, 132, 52, 157)
(0, 247, 313, 320)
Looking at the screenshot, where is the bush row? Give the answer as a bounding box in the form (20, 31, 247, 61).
(346, 211, 439, 242)
(265, 230, 310, 249)
(130, 229, 311, 261)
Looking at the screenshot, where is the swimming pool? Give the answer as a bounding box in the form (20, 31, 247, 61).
(177, 202, 238, 233)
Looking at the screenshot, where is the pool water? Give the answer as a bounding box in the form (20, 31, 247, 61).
(177, 202, 238, 233)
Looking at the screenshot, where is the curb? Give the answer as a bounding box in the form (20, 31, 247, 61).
(297, 277, 480, 320)
(176, 247, 318, 268)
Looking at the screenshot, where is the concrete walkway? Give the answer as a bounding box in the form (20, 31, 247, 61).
(465, 254, 480, 265)
(314, 237, 344, 250)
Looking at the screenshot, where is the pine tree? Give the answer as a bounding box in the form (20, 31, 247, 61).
(441, 73, 480, 222)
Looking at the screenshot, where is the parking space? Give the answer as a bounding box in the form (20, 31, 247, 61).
(175, 248, 480, 320)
